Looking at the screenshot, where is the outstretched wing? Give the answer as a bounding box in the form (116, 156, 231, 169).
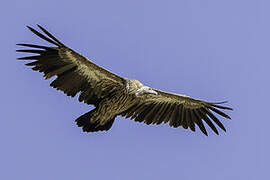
(121, 89, 232, 136)
(17, 25, 125, 106)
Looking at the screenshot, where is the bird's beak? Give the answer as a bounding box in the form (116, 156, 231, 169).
(148, 89, 158, 95)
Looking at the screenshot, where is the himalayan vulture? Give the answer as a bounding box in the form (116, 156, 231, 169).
(17, 25, 233, 136)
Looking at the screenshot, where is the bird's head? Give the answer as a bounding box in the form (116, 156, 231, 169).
(135, 86, 158, 96)
(125, 79, 158, 96)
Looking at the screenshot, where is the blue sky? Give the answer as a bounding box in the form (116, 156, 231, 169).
(1, 0, 268, 179)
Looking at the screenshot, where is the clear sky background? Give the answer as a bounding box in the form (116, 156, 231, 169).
(1, 0, 269, 179)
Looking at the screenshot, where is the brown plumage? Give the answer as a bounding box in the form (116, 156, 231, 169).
(17, 25, 233, 136)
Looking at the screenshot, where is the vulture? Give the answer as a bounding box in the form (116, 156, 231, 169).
(17, 25, 233, 136)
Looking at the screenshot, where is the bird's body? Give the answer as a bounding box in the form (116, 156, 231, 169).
(77, 79, 158, 131)
(17, 25, 233, 136)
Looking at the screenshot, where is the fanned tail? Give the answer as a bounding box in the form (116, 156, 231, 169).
(75, 109, 115, 132)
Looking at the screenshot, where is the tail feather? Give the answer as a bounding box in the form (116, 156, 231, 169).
(75, 110, 115, 132)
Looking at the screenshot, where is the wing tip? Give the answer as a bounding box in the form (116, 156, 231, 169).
(36, 24, 65, 47)
(203, 131, 208, 136)
(36, 24, 42, 28)
(211, 101, 228, 104)
(210, 101, 233, 110)
(24, 24, 63, 47)
(26, 25, 34, 32)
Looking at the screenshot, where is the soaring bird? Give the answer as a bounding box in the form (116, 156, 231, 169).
(17, 25, 232, 136)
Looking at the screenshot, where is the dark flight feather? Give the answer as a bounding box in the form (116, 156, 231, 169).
(37, 24, 65, 47)
(26, 26, 61, 47)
